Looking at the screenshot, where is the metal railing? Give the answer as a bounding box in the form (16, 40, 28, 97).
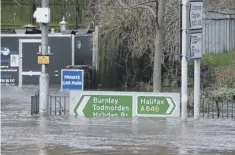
(48, 95, 69, 115)
(31, 91, 69, 115)
(31, 89, 40, 115)
(188, 95, 235, 119)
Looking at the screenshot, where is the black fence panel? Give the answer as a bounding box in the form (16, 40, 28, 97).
(48, 95, 69, 116)
(31, 89, 69, 116)
(188, 94, 235, 119)
(31, 91, 39, 115)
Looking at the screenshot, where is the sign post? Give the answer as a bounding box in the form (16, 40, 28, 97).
(181, 0, 190, 121)
(189, 0, 203, 120)
(70, 91, 180, 118)
(181, 0, 203, 120)
(33, 0, 51, 114)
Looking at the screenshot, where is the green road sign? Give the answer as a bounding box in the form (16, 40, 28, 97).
(70, 91, 180, 118)
(137, 96, 175, 115)
(73, 95, 133, 118)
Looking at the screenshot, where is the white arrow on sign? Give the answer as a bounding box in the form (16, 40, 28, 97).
(166, 97, 175, 114)
(75, 96, 91, 116)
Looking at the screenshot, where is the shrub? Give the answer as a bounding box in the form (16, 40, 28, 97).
(200, 51, 235, 88)
(210, 87, 235, 100)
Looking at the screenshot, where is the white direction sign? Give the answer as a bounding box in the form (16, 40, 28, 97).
(190, 32, 202, 59)
(190, 2, 203, 30)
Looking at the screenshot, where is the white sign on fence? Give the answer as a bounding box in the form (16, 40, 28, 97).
(190, 32, 202, 59)
(190, 2, 203, 30)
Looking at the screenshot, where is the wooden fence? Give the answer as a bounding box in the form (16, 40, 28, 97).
(1, 0, 86, 31)
(98, 28, 122, 88)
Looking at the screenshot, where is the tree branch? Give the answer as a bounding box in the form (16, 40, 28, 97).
(14, 0, 21, 6)
(118, 0, 157, 19)
(166, 17, 180, 30)
(158, 0, 166, 28)
(134, 0, 157, 7)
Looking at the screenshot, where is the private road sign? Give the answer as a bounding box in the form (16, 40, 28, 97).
(61, 69, 84, 91)
(70, 91, 180, 118)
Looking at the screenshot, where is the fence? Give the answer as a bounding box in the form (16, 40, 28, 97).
(31, 93, 69, 116)
(1, 0, 86, 31)
(203, 11, 235, 54)
(31, 92, 235, 119)
(31, 91, 39, 115)
(188, 94, 235, 119)
(48, 95, 69, 115)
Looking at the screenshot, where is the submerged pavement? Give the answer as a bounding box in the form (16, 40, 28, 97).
(1, 85, 235, 155)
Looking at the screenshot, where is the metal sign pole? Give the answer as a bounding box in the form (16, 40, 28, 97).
(39, 0, 49, 114)
(181, 0, 189, 121)
(194, 58, 200, 119)
(189, 0, 203, 120)
(181, 0, 203, 120)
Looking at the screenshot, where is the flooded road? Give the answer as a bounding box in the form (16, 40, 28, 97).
(1, 86, 235, 155)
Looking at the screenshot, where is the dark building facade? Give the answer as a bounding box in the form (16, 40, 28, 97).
(1, 34, 93, 86)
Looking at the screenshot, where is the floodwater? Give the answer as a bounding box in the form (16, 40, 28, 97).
(1, 85, 235, 155)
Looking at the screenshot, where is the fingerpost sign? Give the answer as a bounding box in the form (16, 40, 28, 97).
(70, 91, 180, 118)
(73, 95, 133, 118)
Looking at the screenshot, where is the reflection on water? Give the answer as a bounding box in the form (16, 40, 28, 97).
(1, 86, 235, 155)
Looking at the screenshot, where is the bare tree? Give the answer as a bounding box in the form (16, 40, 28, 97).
(153, 0, 166, 92)
(84, 0, 235, 92)
(118, 0, 168, 92)
(204, 0, 235, 11)
(86, 0, 181, 91)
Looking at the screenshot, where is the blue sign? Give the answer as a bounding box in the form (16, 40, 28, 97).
(61, 69, 84, 90)
(1, 46, 18, 86)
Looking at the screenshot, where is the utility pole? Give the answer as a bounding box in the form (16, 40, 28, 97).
(181, 0, 189, 121)
(33, 0, 50, 115)
(39, 0, 49, 114)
